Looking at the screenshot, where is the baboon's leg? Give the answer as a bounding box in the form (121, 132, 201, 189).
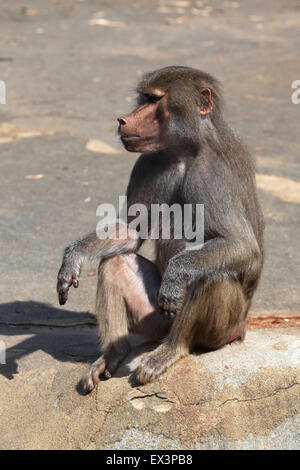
(136, 278, 246, 384)
(81, 254, 172, 393)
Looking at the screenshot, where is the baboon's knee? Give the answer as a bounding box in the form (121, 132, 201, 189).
(97, 257, 127, 297)
(96, 256, 125, 315)
(98, 256, 118, 281)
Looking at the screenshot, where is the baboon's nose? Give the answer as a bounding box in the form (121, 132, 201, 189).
(117, 117, 127, 126)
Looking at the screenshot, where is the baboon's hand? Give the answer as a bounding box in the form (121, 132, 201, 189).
(158, 279, 186, 320)
(57, 257, 80, 305)
(158, 286, 184, 319)
(158, 259, 188, 318)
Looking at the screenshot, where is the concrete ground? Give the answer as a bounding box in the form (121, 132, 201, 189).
(0, 0, 299, 449)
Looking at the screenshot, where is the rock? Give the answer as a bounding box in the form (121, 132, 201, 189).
(0, 328, 299, 449)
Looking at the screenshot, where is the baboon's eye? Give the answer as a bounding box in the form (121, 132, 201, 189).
(147, 94, 162, 103)
(137, 93, 163, 106)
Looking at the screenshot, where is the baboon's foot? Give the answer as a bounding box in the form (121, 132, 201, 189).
(81, 355, 120, 394)
(135, 344, 184, 384)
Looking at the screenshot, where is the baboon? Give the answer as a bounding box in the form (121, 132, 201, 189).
(57, 66, 264, 393)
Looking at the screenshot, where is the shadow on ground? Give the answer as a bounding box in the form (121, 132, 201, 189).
(0, 301, 158, 392)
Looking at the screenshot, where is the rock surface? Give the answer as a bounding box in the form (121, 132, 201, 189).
(0, 328, 299, 450)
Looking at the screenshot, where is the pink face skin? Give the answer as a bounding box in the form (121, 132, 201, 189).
(117, 87, 213, 153)
(117, 89, 167, 153)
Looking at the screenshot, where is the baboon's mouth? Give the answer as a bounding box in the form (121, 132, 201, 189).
(120, 134, 140, 140)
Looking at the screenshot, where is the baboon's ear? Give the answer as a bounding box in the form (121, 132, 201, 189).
(198, 88, 213, 115)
